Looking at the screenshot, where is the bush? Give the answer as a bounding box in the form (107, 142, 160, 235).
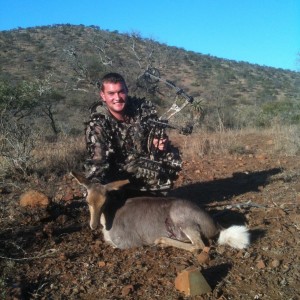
(258, 100, 300, 127)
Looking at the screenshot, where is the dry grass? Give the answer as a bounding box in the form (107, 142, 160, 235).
(170, 129, 244, 160)
(1, 125, 299, 184)
(171, 125, 300, 161)
(0, 134, 86, 183)
(269, 124, 300, 156)
(32, 135, 86, 175)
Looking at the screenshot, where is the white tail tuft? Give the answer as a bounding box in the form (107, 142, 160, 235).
(218, 225, 250, 249)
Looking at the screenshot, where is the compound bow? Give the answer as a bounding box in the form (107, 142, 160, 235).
(131, 68, 194, 191)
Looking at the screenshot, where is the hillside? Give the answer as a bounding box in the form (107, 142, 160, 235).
(1, 131, 300, 299)
(1, 24, 300, 134)
(1, 25, 300, 299)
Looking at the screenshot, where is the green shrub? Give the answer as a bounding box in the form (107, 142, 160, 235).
(259, 100, 300, 126)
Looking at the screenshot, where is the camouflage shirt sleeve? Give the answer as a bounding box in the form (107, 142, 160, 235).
(84, 113, 112, 183)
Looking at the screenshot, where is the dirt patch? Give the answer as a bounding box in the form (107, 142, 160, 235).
(1, 135, 299, 299)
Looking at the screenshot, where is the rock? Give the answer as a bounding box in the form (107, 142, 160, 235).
(271, 259, 280, 268)
(98, 261, 106, 267)
(203, 246, 210, 253)
(73, 188, 85, 198)
(175, 264, 189, 272)
(59, 253, 68, 261)
(256, 154, 267, 161)
(175, 267, 211, 296)
(121, 284, 134, 297)
(236, 250, 244, 258)
(19, 190, 49, 207)
(217, 246, 226, 254)
(256, 260, 266, 269)
(56, 214, 68, 225)
(54, 192, 63, 202)
(62, 188, 74, 201)
(289, 213, 300, 226)
(196, 251, 210, 264)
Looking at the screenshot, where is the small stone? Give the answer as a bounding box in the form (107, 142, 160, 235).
(203, 246, 210, 253)
(121, 284, 134, 297)
(56, 214, 68, 224)
(282, 264, 290, 273)
(98, 261, 106, 267)
(256, 260, 266, 269)
(289, 213, 300, 226)
(59, 253, 68, 261)
(54, 192, 63, 201)
(196, 251, 210, 264)
(256, 154, 267, 161)
(236, 250, 244, 258)
(175, 264, 189, 272)
(217, 246, 226, 254)
(175, 267, 211, 296)
(62, 189, 74, 201)
(271, 259, 280, 268)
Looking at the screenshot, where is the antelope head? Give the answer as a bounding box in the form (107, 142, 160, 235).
(70, 171, 129, 229)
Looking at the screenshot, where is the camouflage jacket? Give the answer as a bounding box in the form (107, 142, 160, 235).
(84, 96, 181, 190)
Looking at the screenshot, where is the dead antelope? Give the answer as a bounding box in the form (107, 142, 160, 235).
(71, 171, 250, 252)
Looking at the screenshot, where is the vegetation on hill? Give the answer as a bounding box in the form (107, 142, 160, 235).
(0, 24, 299, 180)
(1, 25, 299, 132)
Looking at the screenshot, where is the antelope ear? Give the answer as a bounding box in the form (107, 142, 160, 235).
(105, 180, 130, 192)
(70, 171, 91, 189)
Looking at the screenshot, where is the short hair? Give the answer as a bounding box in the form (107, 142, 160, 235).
(99, 73, 128, 92)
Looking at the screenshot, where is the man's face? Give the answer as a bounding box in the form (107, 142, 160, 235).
(100, 82, 128, 117)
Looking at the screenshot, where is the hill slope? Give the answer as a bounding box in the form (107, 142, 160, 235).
(1, 24, 300, 132)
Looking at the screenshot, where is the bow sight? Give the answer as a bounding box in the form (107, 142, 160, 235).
(131, 68, 194, 191)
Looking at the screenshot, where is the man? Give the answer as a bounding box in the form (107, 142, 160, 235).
(84, 72, 181, 193)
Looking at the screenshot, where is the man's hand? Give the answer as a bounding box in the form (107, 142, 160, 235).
(153, 137, 168, 151)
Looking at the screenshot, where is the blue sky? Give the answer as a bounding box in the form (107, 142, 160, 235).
(0, 0, 299, 71)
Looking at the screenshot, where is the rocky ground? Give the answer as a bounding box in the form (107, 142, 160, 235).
(0, 134, 299, 299)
